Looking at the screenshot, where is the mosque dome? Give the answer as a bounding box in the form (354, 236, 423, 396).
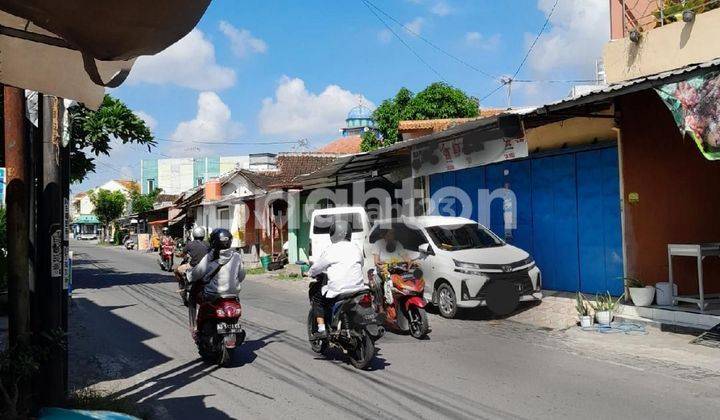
(347, 105, 373, 120)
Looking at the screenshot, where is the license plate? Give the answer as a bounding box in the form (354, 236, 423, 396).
(217, 322, 242, 333)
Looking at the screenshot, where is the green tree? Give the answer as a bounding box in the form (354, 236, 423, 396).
(68, 94, 156, 184)
(89, 189, 127, 242)
(360, 82, 479, 151)
(129, 188, 162, 214)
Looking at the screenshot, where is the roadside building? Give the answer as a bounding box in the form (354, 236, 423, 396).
(70, 179, 138, 238)
(139, 154, 278, 194)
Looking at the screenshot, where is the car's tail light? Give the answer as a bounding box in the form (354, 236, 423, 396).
(359, 294, 373, 308)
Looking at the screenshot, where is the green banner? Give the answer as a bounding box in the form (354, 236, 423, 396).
(655, 71, 720, 160)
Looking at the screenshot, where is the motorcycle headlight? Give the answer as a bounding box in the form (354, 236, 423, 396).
(453, 259, 483, 269)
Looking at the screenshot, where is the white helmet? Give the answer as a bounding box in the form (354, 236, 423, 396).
(191, 226, 206, 240)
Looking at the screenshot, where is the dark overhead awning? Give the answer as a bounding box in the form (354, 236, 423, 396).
(0, 0, 211, 60)
(295, 114, 523, 188)
(0, 0, 212, 106)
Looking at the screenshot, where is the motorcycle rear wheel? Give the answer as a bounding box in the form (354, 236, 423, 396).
(349, 330, 375, 370)
(408, 307, 429, 339)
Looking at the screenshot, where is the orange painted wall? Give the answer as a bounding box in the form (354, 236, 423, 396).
(619, 90, 720, 294)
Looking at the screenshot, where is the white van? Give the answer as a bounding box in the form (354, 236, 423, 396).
(365, 216, 542, 319)
(308, 207, 372, 263)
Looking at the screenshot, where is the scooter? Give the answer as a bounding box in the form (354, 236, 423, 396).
(306, 274, 383, 370)
(158, 241, 174, 271)
(372, 262, 430, 339)
(190, 284, 245, 367)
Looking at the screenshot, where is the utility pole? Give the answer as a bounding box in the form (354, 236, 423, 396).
(3, 85, 30, 347)
(38, 95, 66, 406)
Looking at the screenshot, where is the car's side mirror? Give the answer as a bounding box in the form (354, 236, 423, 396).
(418, 243, 434, 256)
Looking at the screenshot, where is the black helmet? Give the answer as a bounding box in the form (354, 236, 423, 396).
(209, 228, 232, 250)
(329, 219, 351, 244)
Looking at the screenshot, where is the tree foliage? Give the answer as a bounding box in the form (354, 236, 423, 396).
(68, 94, 155, 184)
(360, 82, 479, 151)
(89, 189, 127, 241)
(129, 188, 162, 214)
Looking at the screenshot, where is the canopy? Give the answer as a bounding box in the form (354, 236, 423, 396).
(0, 0, 211, 60)
(0, 0, 212, 107)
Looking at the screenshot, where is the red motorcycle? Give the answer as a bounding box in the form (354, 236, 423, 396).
(371, 262, 430, 339)
(191, 288, 245, 366)
(158, 238, 174, 271)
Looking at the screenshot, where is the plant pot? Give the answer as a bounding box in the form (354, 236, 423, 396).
(629, 286, 655, 307)
(595, 310, 612, 326)
(580, 315, 593, 328)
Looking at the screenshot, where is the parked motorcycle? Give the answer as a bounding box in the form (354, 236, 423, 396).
(306, 274, 383, 370)
(372, 262, 430, 339)
(158, 241, 174, 271)
(190, 285, 245, 367)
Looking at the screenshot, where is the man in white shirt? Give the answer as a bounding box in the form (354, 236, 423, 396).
(308, 219, 367, 338)
(372, 228, 409, 266)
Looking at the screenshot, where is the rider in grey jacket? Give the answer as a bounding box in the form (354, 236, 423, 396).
(189, 228, 245, 299)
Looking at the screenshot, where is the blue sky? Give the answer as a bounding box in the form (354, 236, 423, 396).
(78, 0, 609, 192)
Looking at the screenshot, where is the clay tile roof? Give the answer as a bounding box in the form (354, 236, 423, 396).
(74, 192, 87, 199)
(115, 179, 139, 191)
(317, 135, 362, 155)
(276, 153, 340, 180)
(397, 110, 504, 133)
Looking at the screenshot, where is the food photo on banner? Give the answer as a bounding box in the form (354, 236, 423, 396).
(656, 70, 720, 160)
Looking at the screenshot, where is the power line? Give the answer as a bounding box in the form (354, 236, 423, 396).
(360, 0, 501, 82)
(512, 0, 559, 80)
(479, 83, 507, 104)
(359, 0, 447, 82)
(153, 137, 299, 146)
(513, 79, 598, 84)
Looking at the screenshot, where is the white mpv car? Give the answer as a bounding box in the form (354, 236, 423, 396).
(366, 216, 542, 319)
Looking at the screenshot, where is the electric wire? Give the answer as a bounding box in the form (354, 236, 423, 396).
(512, 0, 560, 81)
(360, 0, 501, 82)
(359, 0, 447, 81)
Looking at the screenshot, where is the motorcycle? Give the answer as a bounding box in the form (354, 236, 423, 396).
(190, 285, 245, 367)
(306, 274, 383, 370)
(372, 262, 430, 339)
(158, 240, 174, 271)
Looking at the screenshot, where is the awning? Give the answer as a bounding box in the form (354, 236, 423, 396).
(0, 0, 211, 107)
(295, 113, 523, 188)
(148, 219, 169, 226)
(72, 214, 100, 225)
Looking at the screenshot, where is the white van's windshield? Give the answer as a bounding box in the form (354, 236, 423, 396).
(312, 213, 364, 234)
(426, 223, 504, 251)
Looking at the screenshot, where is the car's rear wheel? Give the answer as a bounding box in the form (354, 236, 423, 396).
(437, 283, 458, 319)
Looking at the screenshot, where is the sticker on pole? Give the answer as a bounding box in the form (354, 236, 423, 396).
(51, 229, 62, 277)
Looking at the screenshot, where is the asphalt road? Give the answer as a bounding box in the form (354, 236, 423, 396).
(69, 240, 720, 420)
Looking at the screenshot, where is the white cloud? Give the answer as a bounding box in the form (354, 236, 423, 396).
(527, 0, 609, 75)
(134, 110, 157, 132)
(258, 76, 374, 139)
(404, 17, 425, 35)
(465, 32, 501, 50)
(219, 21, 268, 58)
(378, 17, 424, 43)
(128, 29, 236, 91)
(170, 92, 244, 155)
(430, 1, 453, 16)
(378, 29, 393, 43)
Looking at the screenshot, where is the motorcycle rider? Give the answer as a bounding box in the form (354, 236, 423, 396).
(188, 228, 245, 331)
(174, 226, 210, 293)
(372, 227, 414, 304)
(308, 219, 367, 339)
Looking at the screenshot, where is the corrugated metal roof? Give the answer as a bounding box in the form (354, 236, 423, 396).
(533, 58, 720, 114)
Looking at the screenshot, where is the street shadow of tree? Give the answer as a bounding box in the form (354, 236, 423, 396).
(69, 298, 172, 388)
(72, 260, 173, 290)
(426, 300, 541, 321)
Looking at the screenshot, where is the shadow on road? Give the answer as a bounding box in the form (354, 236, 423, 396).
(426, 300, 541, 321)
(70, 298, 172, 388)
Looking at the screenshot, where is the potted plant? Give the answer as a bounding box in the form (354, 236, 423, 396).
(575, 292, 593, 328)
(624, 277, 655, 307)
(591, 292, 624, 326)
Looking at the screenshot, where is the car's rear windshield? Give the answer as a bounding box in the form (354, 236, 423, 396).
(426, 223, 504, 251)
(312, 213, 364, 234)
